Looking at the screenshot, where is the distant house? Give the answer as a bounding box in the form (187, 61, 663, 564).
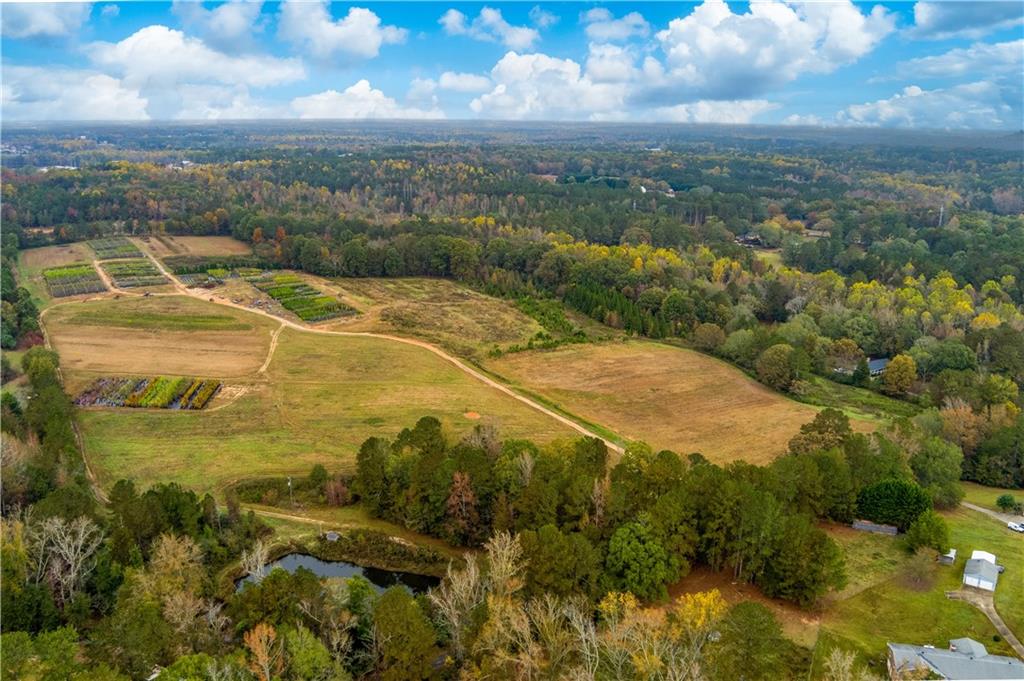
(734, 234, 765, 247)
(868, 358, 890, 376)
(852, 519, 898, 536)
(939, 548, 957, 566)
(887, 638, 1024, 680)
(963, 550, 999, 591)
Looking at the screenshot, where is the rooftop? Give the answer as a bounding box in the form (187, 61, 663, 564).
(888, 639, 1024, 680)
(964, 558, 1000, 585)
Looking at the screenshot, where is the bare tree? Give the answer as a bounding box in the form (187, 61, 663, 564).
(823, 648, 885, 681)
(517, 450, 534, 487)
(26, 515, 103, 606)
(429, 555, 483, 662)
(484, 531, 525, 600)
(240, 539, 269, 583)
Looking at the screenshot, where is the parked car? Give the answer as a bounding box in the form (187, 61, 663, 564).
(1008, 521, 1024, 533)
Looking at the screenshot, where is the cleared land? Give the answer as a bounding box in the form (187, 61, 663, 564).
(324, 278, 547, 359)
(45, 296, 277, 389)
(486, 340, 831, 463)
(66, 314, 575, 493)
(135, 235, 252, 258)
(319, 278, 612, 360)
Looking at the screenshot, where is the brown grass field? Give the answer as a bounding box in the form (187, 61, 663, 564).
(45, 296, 278, 391)
(134, 234, 252, 258)
(486, 340, 858, 464)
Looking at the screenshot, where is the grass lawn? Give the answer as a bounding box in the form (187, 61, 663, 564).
(76, 326, 576, 495)
(815, 506, 1022, 676)
(961, 481, 1024, 514)
(485, 339, 869, 465)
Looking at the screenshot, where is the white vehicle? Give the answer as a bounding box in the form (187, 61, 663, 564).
(1008, 521, 1024, 533)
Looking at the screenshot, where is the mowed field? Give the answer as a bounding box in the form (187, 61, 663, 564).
(134, 234, 252, 258)
(48, 296, 575, 493)
(486, 340, 833, 463)
(322, 278, 546, 359)
(45, 296, 278, 390)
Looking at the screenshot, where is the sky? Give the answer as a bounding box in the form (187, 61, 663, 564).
(1, 0, 1022, 128)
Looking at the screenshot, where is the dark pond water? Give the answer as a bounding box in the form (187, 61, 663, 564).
(235, 553, 440, 594)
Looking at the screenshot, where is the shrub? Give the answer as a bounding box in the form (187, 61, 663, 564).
(857, 479, 932, 531)
(756, 344, 797, 391)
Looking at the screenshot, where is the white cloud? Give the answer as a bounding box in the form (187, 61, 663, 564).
(89, 25, 304, 87)
(782, 113, 826, 126)
(101, 4, 119, 19)
(174, 84, 281, 120)
(581, 8, 649, 42)
(529, 6, 558, 29)
(1, 2, 91, 38)
(172, 0, 264, 52)
(439, 71, 492, 92)
(888, 40, 1023, 80)
(87, 25, 304, 118)
(908, 1, 1024, 40)
(585, 43, 638, 83)
(838, 81, 1021, 129)
(652, 0, 895, 101)
(470, 51, 624, 120)
(654, 99, 778, 124)
(439, 7, 540, 50)
(1, 65, 148, 120)
(279, 1, 406, 60)
(292, 80, 443, 119)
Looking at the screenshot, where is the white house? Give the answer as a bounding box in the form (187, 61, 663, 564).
(963, 550, 999, 592)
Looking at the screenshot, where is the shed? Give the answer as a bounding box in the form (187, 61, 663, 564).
(324, 531, 340, 543)
(971, 550, 996, 564)
(938, 548, 956, 566)
(852, 519, 898, 536)
(963, 558, 999, 591)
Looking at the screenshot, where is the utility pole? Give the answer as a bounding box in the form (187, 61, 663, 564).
(938, 204, 945, 228)
(287, 476, 293, 508)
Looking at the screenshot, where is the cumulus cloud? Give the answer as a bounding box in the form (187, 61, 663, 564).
(653, 99, 778, 124)
(838, 81, 1021, 129)
(888, 40, 1023, 80)
(651, 0, 895, 101)
(101, 5, 119, 19)
(908, 1, 1024, 40)
(585, 43, 639, 83)
(529, 6, 559, 29)
(470, 51, 625, 120)
(439, 71, 492, 92)
(87, 25, 304, 117)
(1, 2, 91, 38)
(279, 1, 406, 60)
(291, 80, 443, 119)
(439, 7, 540, 50)
(174, 84, 281, 119)
(172, 0, 264, 52)
(2, 65, 148, 120)
(581, 8, 649, 42)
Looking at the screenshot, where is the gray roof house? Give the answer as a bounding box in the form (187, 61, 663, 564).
(887, 638, 1024, 680)
(868, 357, 890, 376)
(963, 556, 1000, 592)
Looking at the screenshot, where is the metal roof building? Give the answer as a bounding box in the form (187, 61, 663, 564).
(887, 638, 1024, 680)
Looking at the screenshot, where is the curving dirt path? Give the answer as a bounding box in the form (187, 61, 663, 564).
(259, 324, 285, 374)
(962, 501, 1021, 526)
(136, 246, 625, 454)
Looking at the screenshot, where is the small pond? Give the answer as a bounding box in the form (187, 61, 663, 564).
(235, 553, 440, 594)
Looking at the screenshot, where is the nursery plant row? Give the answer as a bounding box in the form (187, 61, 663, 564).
(75, 376, 222, 410)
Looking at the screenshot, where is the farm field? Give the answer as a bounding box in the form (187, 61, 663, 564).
(961, 481, 1023, 514)
(485, 340, 843, 463)
(43, 263, 107, 298)
(18, 243, 97, 302)
(325, 277, 609, 360)
(135, 234, 252, 258)
(252, 272, 354, 322)
(88, 236, 142, 260)
(73, 324, 576, 494)
(99, 258, 168, 288)
(44, 296, 278, 388)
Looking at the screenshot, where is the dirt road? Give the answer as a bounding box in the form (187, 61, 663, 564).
(137, 245, 625, 454)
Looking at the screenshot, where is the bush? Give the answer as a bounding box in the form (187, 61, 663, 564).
(904, 510, 949, 553)
(857, 479, 932, 531)
(693, 323, 726, 352)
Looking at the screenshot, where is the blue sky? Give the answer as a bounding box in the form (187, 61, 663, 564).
(2, 1, 1021, 127)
